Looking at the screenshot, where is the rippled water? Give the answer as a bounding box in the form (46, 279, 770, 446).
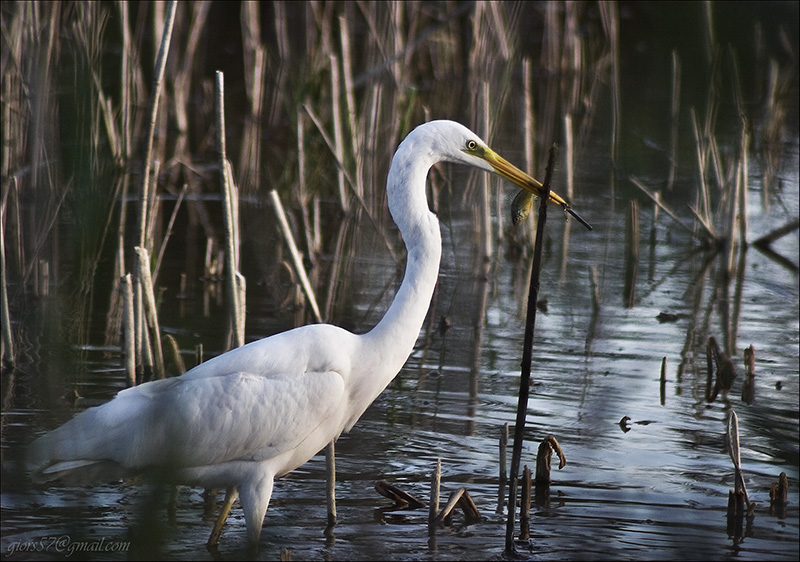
(3, 5, 799, 556)
(3, 146, 798, 560)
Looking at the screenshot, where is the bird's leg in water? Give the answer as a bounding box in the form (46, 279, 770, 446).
(207, 487, 238, 548)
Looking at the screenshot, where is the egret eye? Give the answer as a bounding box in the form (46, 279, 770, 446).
(466, 140, 478, 151)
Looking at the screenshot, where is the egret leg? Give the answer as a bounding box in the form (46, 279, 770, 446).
(207, 486, 238, 548)
(238, 472, 274, 549)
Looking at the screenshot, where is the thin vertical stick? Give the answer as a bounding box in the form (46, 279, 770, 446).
(325, 441, 337, 528)
(428, 458, 441, 533)
(480, 82, 493, 258)
(339, 15, 362, 199)
(624, 200, 639, 307)
(137, 0, 176, 250)
(330, 54, 349, 213)
(0, 185, 13, 366)
(505, 146, 557, 554)
(564, 113, 574, 201)
(667, 50, 681, 192)
(522, 58, 535, 175)
(499, 422, 508, 486)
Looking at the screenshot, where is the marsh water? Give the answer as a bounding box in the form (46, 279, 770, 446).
(1, 2, 799, 561)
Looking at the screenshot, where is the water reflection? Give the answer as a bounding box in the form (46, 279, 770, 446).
(2, 2, 798, 560)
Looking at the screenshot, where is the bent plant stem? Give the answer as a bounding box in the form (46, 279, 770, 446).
(504, 145, 556, 554)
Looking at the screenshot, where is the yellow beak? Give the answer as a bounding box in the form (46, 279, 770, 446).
(476, 146, 592, 231)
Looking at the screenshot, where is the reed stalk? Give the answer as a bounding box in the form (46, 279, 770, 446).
(428, 458, 441, 533)
(330, 54, 349, 213)
(137, 0, 177, 251)
(269, 190, 323, 323)
(668, 50, 681, 191)
(216, 71, 245, 348)
(134, 247, 165, 380)
(479, 82, 493, 259)
(519, 466, 531, 541)
(120, 273, 136, 386)
(505, 146, 557, 554)
(0, 191, 13, 367)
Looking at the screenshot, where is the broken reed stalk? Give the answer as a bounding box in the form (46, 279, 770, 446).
(499, 422, 508, 486)
(428, 458, 441, 533)
(374, 481, 424, 509)
(660, 356, 667, 405)
(137, 0, 177, 250)
(121, 273, 136, 386)
(431, 488, 480, 528)
(624, 199, 639, 307)
(534, 435, 567, 484)
(726, 410, 751, 512)
(519, 466, 531, 541)
(216, 71, 245, 349)
(505, 145, 557, 554)
(269, 190, 323, 323)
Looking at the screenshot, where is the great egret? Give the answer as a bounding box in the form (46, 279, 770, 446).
(28, 120, 589, 549)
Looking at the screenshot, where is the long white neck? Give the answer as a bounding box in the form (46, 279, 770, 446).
(352, 131, 443, 412)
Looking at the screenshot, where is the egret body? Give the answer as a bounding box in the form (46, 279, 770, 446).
(28, 120, 589, 548)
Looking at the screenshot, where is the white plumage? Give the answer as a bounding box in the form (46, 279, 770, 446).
(29, 120, 583, 549)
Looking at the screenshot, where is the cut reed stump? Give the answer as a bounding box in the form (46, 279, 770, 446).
(519, 466, 532, 541)
(429, 458, 441, 533)
(430, 488, 480, 528)
(769, 472, 788, 517)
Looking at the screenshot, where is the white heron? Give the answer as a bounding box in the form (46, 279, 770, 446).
(28, 119, 590, 549)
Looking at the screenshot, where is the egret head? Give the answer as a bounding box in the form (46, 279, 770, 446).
(390, 120, 591, 230)
(401, 120, 548, 199)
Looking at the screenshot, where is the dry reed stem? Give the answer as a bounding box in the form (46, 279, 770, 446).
(668, 50, 681, 192)
(134, 247, 165, 380)
(269, 190, 323, 323)
(216, 72, 245, 348)
(330, 54, 349, 212)
(0, 190, 14, 366)
(137, 0, 177, 250)
(726, 410, 751, 510)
